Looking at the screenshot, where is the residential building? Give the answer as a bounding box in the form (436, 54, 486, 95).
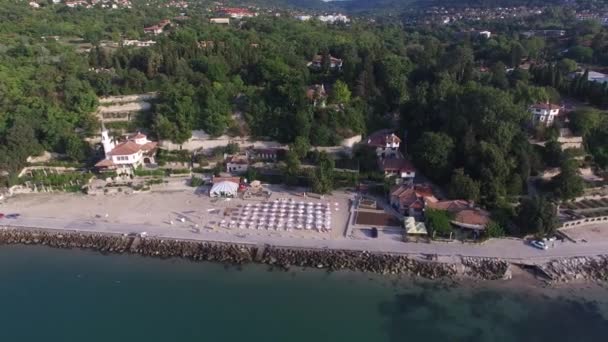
(570, 70, 608, 84)
(219, 7, 256, 19)
(306, 84, 328, 108)
(365, 129, 402, 158)
(389, 184, 437, 217)
(122, 40, 156, 47)
(95, 127, 157, 170)
(226, 154, 249, 174)
(530, 102, 561, 126)
(308, 54, 343, 71)
(427, 200, 490, 231)
(210, 18, 230, 24)
(317, 14, 350, 24)
(144, 20, 170, 35)
(379, 158, 416, 184)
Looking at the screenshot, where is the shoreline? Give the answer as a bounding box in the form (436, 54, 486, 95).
(2, 226, 607, 285)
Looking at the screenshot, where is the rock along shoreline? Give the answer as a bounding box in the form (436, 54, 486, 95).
(0, 228, 606, 283)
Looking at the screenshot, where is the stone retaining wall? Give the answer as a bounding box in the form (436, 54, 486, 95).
(2, 228, 597, 283)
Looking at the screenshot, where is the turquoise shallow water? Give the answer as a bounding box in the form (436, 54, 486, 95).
(0, 245, 607, 342)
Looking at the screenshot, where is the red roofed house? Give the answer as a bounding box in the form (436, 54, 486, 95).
(144, 19, 170, 35)
(427, 200, 490, 231)
(219, 7, 257, 19)
(390, 184, 437, 217)
(379, 158, 416, 184)
(95, 125, 157, 171)
(366, 129, 402, 158)
(530, 102, 561, 126)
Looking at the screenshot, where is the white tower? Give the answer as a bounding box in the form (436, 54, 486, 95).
(101, 123, 115, 158)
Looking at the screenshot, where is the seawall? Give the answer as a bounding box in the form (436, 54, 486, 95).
(0, 228, 605, 283)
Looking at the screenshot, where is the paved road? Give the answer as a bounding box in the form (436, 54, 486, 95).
(4, 216, 608, 265)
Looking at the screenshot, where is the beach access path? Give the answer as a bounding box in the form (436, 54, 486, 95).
(2, 192, 608, 265)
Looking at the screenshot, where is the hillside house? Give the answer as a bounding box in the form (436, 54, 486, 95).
(390, 184, 437, 217)
(95, 127, 157, 171)
(530, 102, 561, 126)
(379, 158, 416, 184)
(308, 54, 343, 71)
(306, 84, 328, 108)
(366, 129, 402, 158)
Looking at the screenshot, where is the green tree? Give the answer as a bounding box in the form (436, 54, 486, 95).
(291, 136, 311, 160)
(283, 149, 301, 185)
(569, 108, 601, 136)
(552, 158, 584, 200)
(485, 221, 505, 238)
(448, 168, 480, 202)
(426, 209, 452, 237)
(311, 151, 334, 194)
(330, 80, 351, 105)
(516, 196, 558, 236)
(412, 132, 454, 181)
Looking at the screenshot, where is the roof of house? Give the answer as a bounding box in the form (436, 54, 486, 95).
(366, 129, 402, 147)
(453, 209, 491, 228)
(226, 155, 249, 165)
(391, 184, 437, 209)
(94, 159, 116, 168)
(530, 103, 560, 110)
(379, 158, 415, 173)
(108, 141, 142, 156)
(427, 199, 471, 212)
(129, 132, 147, 140)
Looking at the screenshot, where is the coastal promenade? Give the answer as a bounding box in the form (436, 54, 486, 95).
(5, 215, 608, 265)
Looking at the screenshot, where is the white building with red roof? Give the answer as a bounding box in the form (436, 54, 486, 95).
(427, 200, 490, 231)
(378, 158, 415, 184)
(366, 129, 402, 158)
(530, 102, 561, 126)
(95, 125, 157, 171)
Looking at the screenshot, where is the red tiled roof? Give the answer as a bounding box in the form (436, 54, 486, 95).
(427, 199, 471, 212)
(140, 142, 157, 152)
(95, 159, 116, 168)
(379, 158, 415, 173)
(108, 141, 141, 156)
(454, 209, 490, 227)
(391, 184, 437, 209)
(531, 103, 560, 110)
(366, 129, 402, 147)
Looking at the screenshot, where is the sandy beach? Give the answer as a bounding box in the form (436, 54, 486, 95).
(2, 190, 608, 264)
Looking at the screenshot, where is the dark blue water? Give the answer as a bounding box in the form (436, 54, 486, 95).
(0, 245, 606, 342)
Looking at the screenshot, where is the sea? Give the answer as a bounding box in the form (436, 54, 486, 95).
(0, 245, 607, 342)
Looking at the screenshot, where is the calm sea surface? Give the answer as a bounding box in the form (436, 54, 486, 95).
(0, 245, 607, 342)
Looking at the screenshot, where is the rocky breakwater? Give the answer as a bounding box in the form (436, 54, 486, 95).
(460, 257, 512, 280)
(261, 247, 449, 279)
(133, 238, 254, 264)
(0, 229, 129, 252)
(538, 256, 608, 282)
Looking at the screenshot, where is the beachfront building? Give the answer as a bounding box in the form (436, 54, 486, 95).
(427, 200, 491, 231)
(95, 126, 157, 171)
(365, 129, 402, 158)
(144, 20, 170, 35)
(390, 184, 437, 217)
(530, 102, 561, 126)
(226, 154, 249, 174)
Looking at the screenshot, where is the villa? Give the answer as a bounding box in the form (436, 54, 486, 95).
(95, 126, 157, 171)
(530, 102, 561, 126)
(365, 129, 402, 158)
(225, 154, 249, 174)
(378, 158, 416, 184)
(390, 184, 437, 217)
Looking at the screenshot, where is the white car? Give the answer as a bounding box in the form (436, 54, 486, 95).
(531, 240, 548, 250)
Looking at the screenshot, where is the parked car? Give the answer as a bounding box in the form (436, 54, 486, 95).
(5, 213, 20, 219)
(0, 213, 4, 219)
(530, 240, 548, 250)
(370, 227, 378, 238)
